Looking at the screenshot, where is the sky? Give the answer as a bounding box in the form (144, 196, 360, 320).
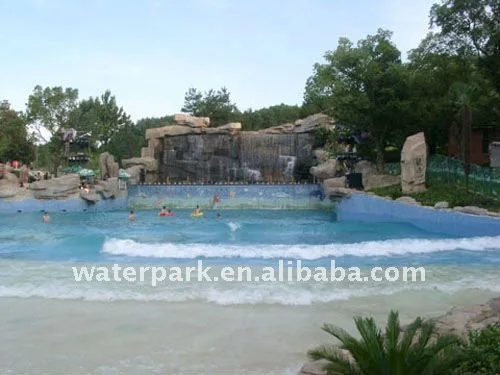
(0, 0, 437, 121)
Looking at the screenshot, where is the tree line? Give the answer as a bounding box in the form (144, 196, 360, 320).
(1, 0, 498, 175)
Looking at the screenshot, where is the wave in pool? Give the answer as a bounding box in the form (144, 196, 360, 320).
(101, 236, 500, 260)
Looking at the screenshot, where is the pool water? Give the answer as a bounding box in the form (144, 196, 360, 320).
(1, 209, 500, 374)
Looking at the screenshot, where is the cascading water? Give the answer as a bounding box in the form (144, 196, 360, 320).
(160, 132, 314, 183)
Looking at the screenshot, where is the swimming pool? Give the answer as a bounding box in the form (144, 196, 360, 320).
(1, 208, 500, 374)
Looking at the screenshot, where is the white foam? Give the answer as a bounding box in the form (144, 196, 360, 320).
(101, 236, 500, 260)
(227, 222, 241, 232)
(1, 261, 499, 305)
(1, 277, 499, 305)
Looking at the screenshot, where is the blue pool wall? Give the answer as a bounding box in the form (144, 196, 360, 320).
(337, 193, 500, 237)
(127, 184, 330, 209)
(0, 196, 128, 214)
(0, 184, 329, 213)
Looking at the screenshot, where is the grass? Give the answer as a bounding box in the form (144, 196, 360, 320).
(369, 184, 500, 212)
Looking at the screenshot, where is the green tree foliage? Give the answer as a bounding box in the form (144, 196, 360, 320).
(26, 85, 79, 143)
(181, 87, 239, 126)
(106, 124, 146, 163)
(136, 115, 175, 131)
(239, 104, 315, 130)
(452, 324, 500, 375)
(430, 0, 500, 95)
(71, 90, 133, 148)
(308, 310, 463, 375)
(181, 86, 317, 130)
(0, 105, 35, 163)
(304, 29, 410, 171)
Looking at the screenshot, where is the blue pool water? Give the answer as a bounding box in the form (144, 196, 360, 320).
(1, 209, 500, 304)
(1, 208, 500, 374)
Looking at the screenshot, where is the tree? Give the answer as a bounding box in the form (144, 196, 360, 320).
(0, 104, 35, 163)
(181, 87, 239, 126)
(304, 29, 410, 171)
(430, 0, 500, 95)
(308, 310, 463, 375)
(71, 90, 133, 149)
(407, 33, 472, 154)
(106, 123, 145, 163)
(136, 115, 175, 131)
(26, 85, 79, 143)
(238, 104, 309, 130)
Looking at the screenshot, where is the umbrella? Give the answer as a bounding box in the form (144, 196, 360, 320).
(119, 170, 131, 179)
(79, 168, 96, 177)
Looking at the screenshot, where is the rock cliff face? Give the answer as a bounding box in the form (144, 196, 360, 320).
(142, 113, 333, 183)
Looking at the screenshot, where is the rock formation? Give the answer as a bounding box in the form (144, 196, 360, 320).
(99, 152, 119, 179)
(173, 113, 210, 127)
(137, 113, 334, 183)
(310, 159, 340, 181)
(29, 174, 81, 199)
(353, 161, 400, 190)
(401, 132, 427, 194)
(0, 170, 20, 198)
(121, 157, 158, 184)
(429, 297, 500, 340)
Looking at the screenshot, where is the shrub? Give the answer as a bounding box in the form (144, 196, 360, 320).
(452, 324, 500, 375)
(308, 310, 463, 375)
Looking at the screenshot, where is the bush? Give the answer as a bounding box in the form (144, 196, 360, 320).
(452, 324, 500, 375)
(308, 310, 463, 375)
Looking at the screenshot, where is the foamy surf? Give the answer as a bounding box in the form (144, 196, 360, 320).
(101, 236, 500, 260)
(1, 260, 499, 305)
(1, 275, 500, 304)
(227, 222, 241, 232)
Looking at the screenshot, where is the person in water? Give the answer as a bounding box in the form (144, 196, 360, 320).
(216, 212, 221, 219)
(159, 206, 167, 216)
(212, 193, 220, 209)
(42, 212, 51, 222)
(166, 209, 174, 216)
(129, 210, 136, 221)
(193, 205, 202, 215)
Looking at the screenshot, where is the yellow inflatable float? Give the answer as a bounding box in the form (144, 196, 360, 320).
(191, 212, 203, 217)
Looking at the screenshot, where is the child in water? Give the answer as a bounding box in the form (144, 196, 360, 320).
(42, 212, 51, 222)
(129, 210, 136, 221)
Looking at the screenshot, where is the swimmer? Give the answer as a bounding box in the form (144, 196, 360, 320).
(193, 205, 201, 215)
(159, 206, 167, 216)
(166, 209, 175, 217)
(212, 193, 220, 209)
(42, 212, 51, 222)
(129, 210, 136, 221)
(216, 212, 221, 219)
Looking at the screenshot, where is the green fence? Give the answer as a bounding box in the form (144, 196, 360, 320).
(384, 155, 500, 198)
(426, 155, 500, 198)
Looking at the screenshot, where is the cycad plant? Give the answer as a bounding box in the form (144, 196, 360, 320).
(308, 310, 463, 375)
